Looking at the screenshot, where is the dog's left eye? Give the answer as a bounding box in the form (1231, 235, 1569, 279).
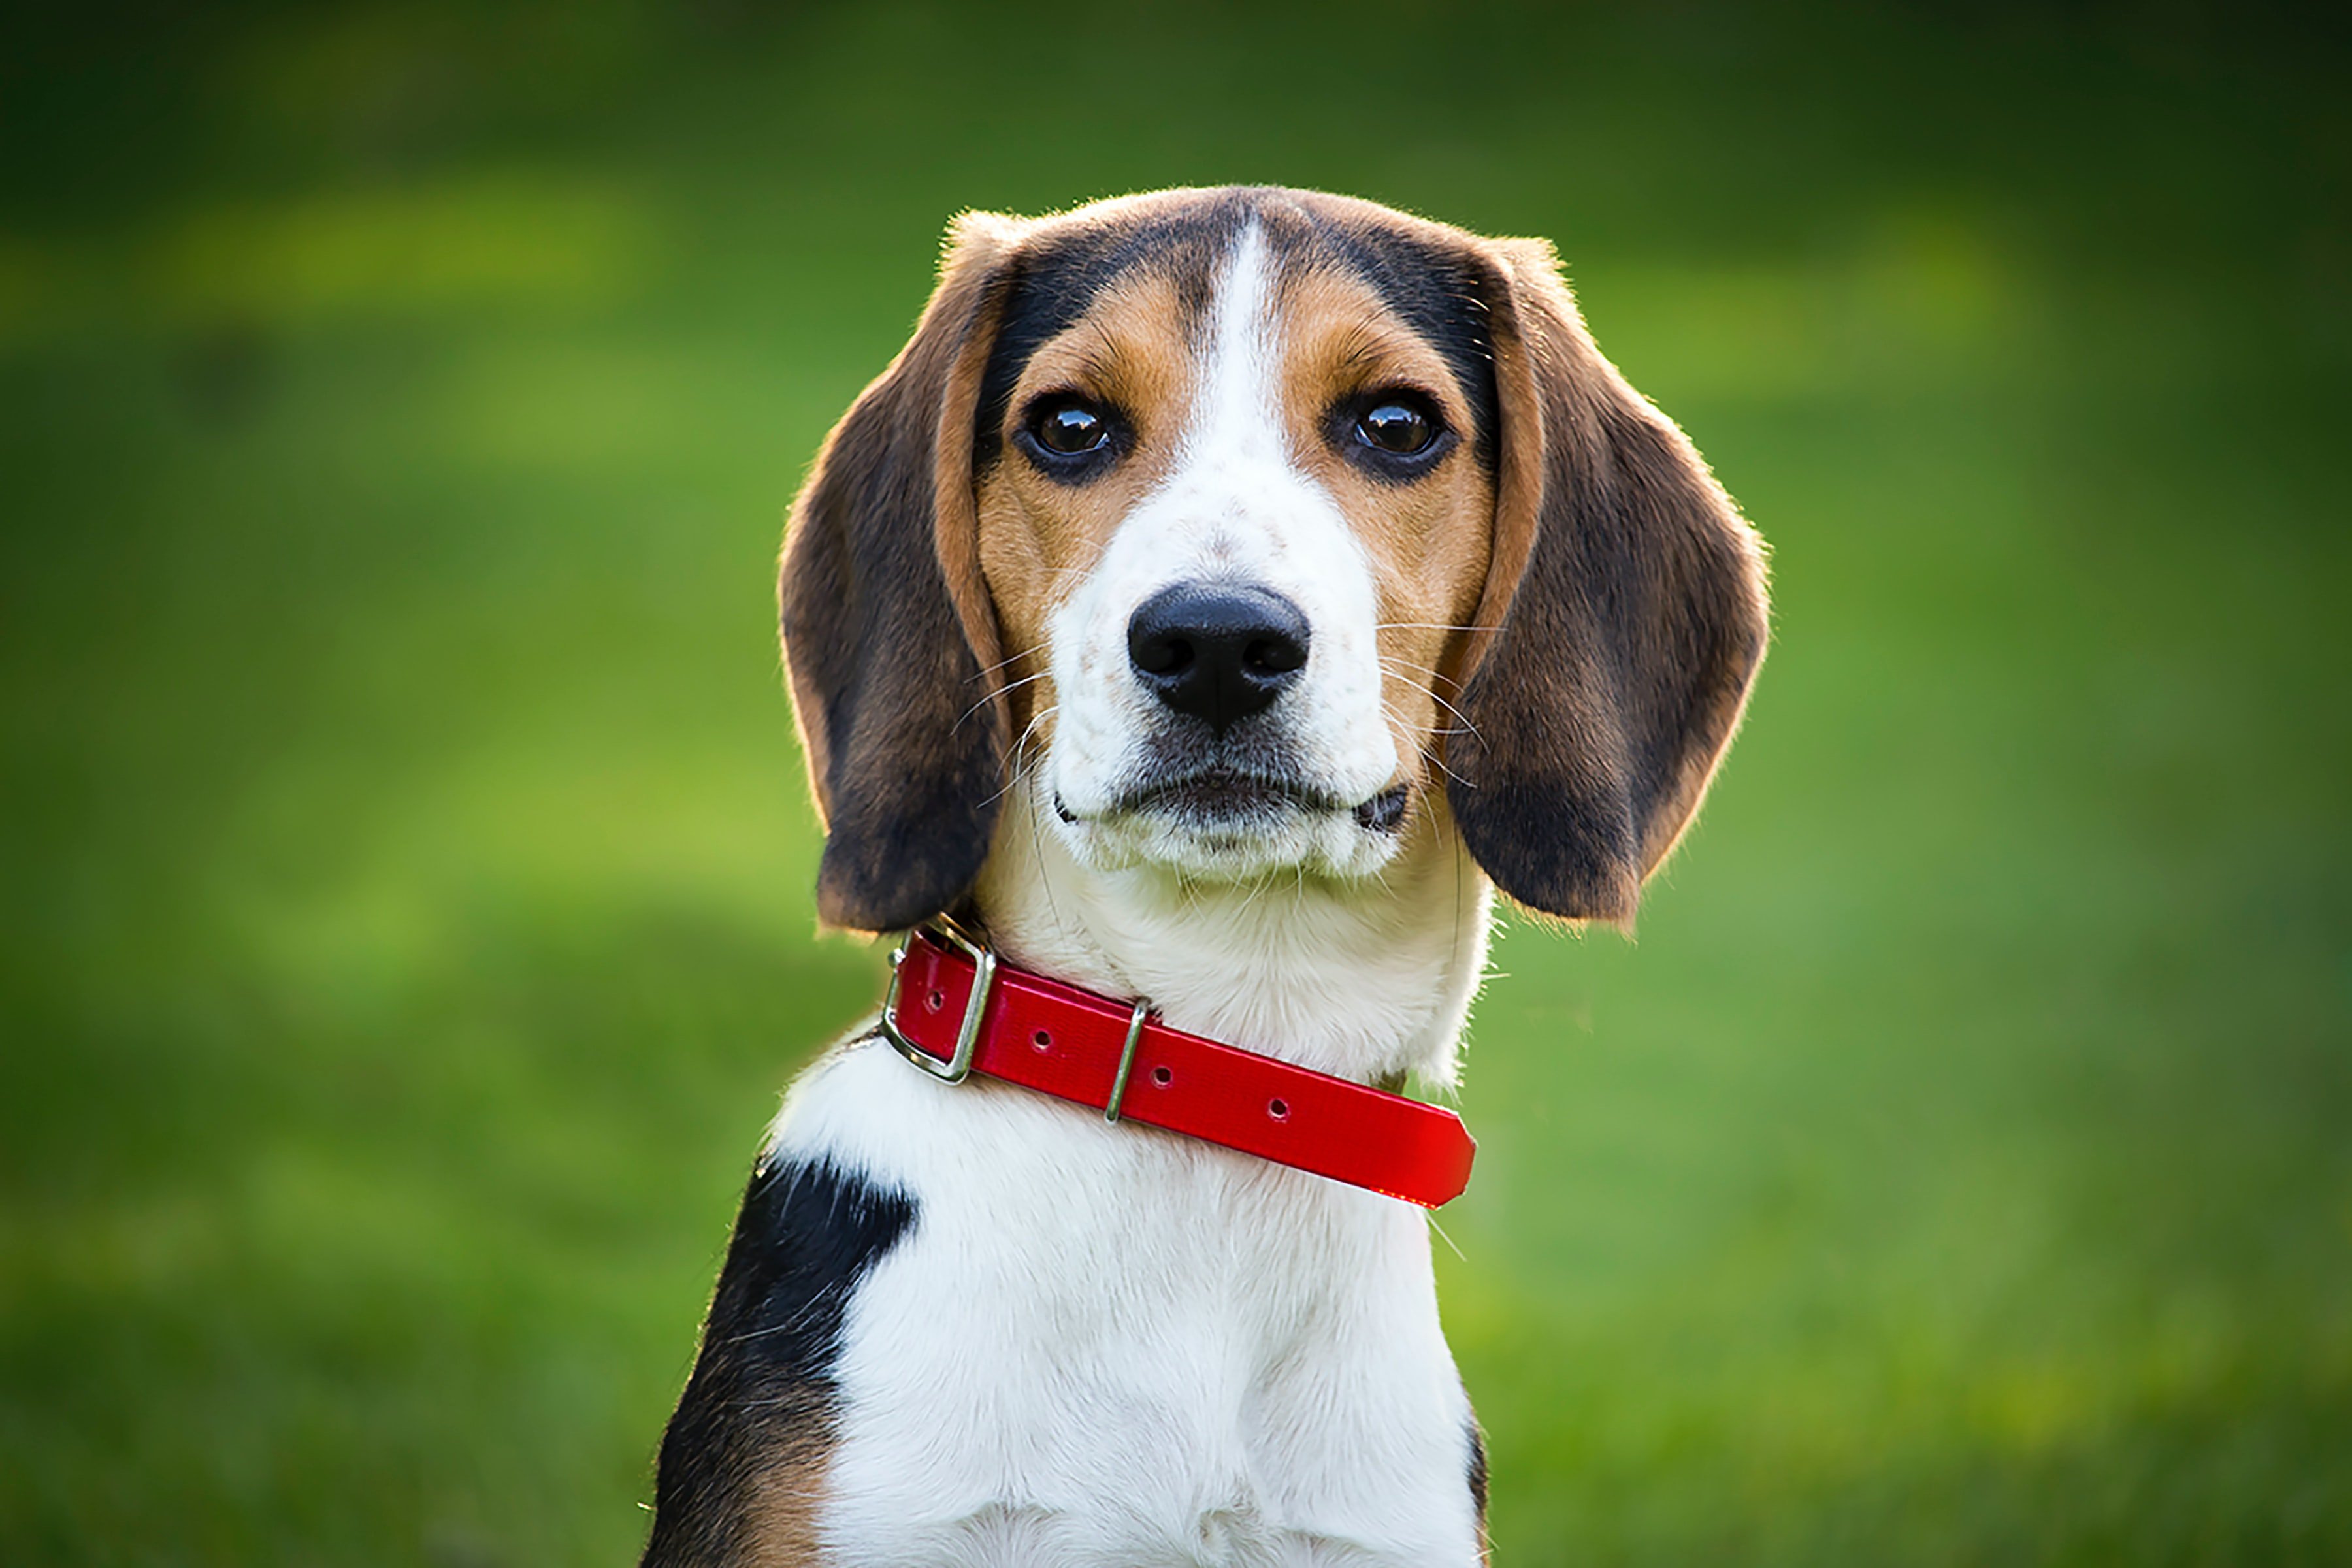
(1032, 399, 1109, 455)
(1335, 391, 1450, 481)
(1357, 400, 1435, 455)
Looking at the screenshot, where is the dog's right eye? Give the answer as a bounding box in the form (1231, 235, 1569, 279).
(1015, 395, 1126, 482)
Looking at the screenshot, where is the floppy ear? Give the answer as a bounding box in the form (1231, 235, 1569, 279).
(1443, 239, 1770, 926)
(780, 213, 1024, 933)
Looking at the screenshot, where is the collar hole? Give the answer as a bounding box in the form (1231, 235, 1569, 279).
(1152, 1066, 1173, 1086)
(1268, 1098, 1289, 1120)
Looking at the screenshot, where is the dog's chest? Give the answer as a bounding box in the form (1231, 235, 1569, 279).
(779, 1043, 1484, 1567)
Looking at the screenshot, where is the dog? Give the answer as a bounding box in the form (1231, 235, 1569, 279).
(640, 186, 1768, 1566)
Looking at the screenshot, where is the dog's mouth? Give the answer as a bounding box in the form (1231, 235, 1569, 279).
(1060, 768, 1408, 834)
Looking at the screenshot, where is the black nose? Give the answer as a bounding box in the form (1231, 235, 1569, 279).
(1127, 583, 1311, 734)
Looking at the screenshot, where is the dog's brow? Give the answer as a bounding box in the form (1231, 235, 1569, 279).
(1074, 316, 1126, 385)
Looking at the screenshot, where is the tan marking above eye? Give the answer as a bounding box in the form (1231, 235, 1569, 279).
(1275, 266, 1495, 792)
(974, 269, 1194, 738)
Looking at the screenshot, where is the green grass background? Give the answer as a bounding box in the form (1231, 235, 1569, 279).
(3, 3, 2347, 1563)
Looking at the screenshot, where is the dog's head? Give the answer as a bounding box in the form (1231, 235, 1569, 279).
(781, 188, 1767, 934)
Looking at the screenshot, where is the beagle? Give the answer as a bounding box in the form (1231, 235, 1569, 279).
(641, 186, 1768, 1566)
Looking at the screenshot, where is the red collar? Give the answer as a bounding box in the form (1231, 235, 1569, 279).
(879, 923, 1475, 1208)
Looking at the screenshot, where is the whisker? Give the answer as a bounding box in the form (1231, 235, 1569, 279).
(979, 704, 1059, 809)
(1012, 710, 1058, 770)
(1230, 873, 1275, 919)
(1420, 693, 1482, 740)
(1382, 700, 1475, 789)
(1024, 755, 1072, 932)
(955, 668, 1050, 728)
(1379, 699, 1472, 787)
(968, 640, 1047, 683)
(1377, 659, 1484, 741)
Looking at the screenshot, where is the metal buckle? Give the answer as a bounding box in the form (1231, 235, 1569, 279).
(879, 915, 998, 1085)
(1104, 996, 1152, 1125)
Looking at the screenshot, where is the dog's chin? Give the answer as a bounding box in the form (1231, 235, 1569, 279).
(1053, 771, 1409, 881)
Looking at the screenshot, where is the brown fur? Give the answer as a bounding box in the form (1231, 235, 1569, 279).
(1444, 235, 1770, 924)
(739, 1435, 827, 1567)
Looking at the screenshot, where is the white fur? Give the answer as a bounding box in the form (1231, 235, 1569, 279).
(770, 226, 1498, 1565)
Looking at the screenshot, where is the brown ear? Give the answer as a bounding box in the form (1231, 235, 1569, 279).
(1444, 239, 1770, 925)
(780, 213, 1023, 932)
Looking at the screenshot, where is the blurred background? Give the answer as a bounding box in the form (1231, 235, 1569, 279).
(3, 2, 2347, 1563)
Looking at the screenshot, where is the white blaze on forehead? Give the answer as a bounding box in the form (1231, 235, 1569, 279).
(1043, 221, 1401, 879)
(1187, 223, 1283, 473)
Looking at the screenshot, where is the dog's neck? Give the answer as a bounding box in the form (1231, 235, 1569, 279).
(970, 776, 1494, 1087)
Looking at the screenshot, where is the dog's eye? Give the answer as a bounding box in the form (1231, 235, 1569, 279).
(1356, 400, 1435, 455)
(1330, 391, 1452, 483)
(1015, 395, 1126, 484)
(1032, 399, 1109, 455)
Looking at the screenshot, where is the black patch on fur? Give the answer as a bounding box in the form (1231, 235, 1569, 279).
(641, 1154, 918, 1565)
(1467, 1418, 1490, 1539)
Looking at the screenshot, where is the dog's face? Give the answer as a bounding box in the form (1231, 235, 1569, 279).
(782, 188, 1768, 932)
(977, 222, 1495, 881)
